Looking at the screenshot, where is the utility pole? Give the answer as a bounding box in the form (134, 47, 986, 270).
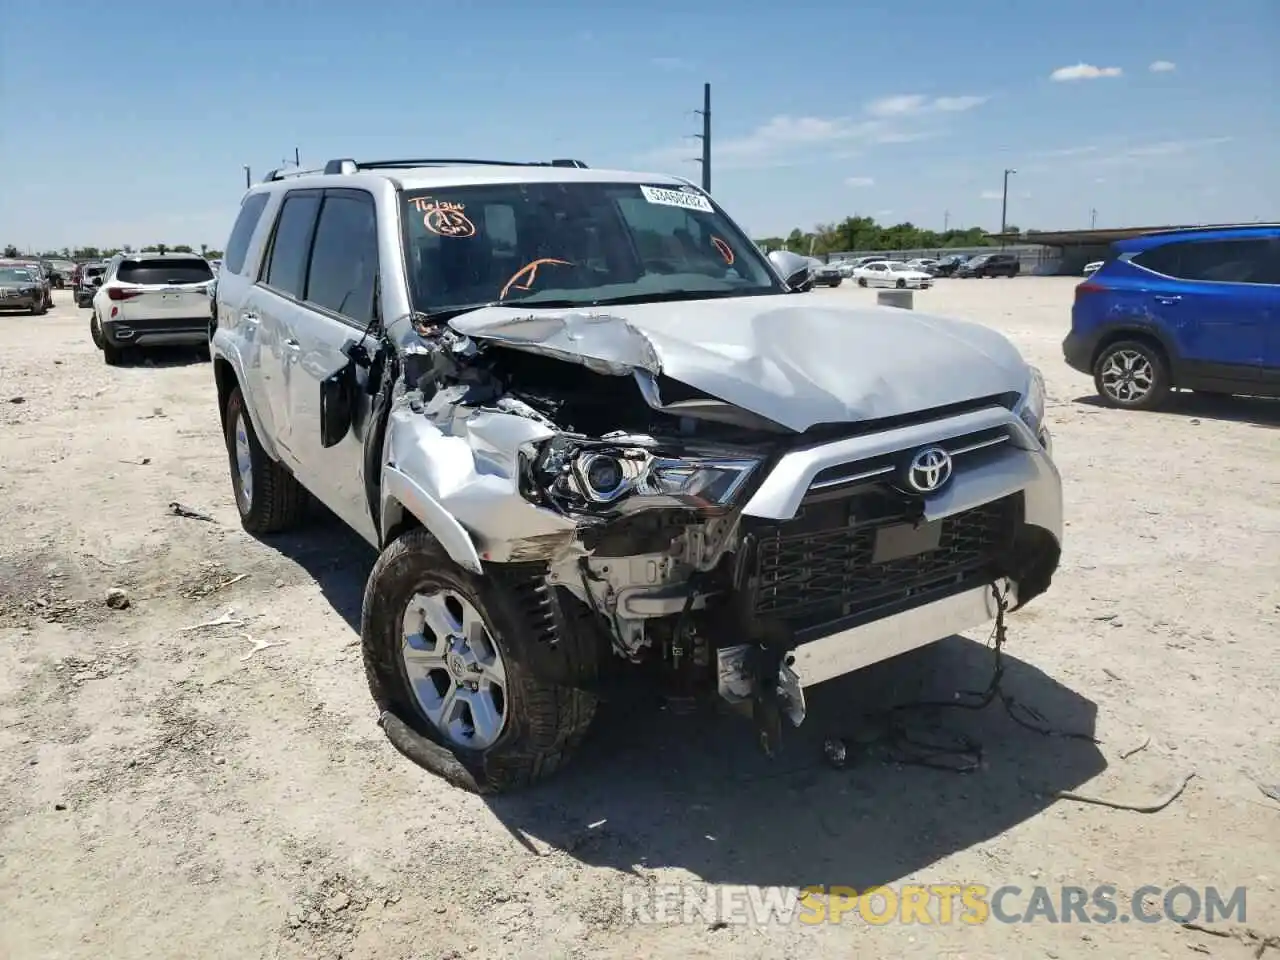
(1000, 168, 1017, 235)
(243, 165, 251, 189)
(1090, 207, 1097, 229)
(692, 83, 711, 193)
(944, 210, 950, 232)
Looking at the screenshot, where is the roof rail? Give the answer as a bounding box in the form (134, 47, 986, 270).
(264, 166, 325, 181)
(321, 157, 589, 174)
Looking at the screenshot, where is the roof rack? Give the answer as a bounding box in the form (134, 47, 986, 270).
(264, 166, 326, 182)
(321, 157, 589, 175)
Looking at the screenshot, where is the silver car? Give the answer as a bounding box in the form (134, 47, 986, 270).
(209, 157, 1061, 792)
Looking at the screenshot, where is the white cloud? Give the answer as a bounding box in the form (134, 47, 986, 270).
(1096, 136, 1233, 164)
(637, 114, 912, 170)
(933, 95, 988, 112)
(1030, 144, 1099, 159)
(865, 93, 987, 116)
(1050, 63, 1123, 81)
(980, 190, 1003, 200)
(1149, 60, 1177, 73)
(845, 176, 875, 187)
(866, 94, 928, 117)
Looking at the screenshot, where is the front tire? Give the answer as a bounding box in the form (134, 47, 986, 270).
(896, 278, 906, 289)
(363, 528, 598, 793)
(1093, 340, 1170, 410)
(222, 386, 308, 533)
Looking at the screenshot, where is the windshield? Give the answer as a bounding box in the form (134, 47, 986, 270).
(0, 268, 35, 283)
(400, 181, 783, 315)
(888, 262, 915, 271)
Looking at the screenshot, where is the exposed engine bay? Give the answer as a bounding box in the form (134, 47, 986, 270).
(381, 310, 1060, 752)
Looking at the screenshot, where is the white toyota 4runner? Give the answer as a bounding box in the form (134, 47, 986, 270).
(210, 156, 1061, 793)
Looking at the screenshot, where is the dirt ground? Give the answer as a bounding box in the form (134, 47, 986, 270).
(1, 280, 1277, 960)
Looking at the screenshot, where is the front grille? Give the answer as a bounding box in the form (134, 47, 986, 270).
(809, 424, 1011, 493)
(751, 489, 1019, 639)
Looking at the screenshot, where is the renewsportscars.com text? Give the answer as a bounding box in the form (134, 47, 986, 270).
(621, 883, 1248, 927)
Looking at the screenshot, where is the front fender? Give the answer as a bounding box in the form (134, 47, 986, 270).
(380, 466, 484, 573)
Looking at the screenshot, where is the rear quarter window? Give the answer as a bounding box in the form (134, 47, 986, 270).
(223, 192, 271, 276)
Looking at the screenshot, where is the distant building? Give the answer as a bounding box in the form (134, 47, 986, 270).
(986, 222, 1274, 275)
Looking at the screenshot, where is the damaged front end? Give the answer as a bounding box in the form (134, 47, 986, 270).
(381, 310, 1060, 756)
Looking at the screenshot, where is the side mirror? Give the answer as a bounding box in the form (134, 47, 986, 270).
(319, 361, 355, 448)
(767, 250, 814, 291)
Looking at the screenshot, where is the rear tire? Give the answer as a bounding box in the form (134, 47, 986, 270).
(223, 386, 308, 533)
(857, 277, 867, 287)
(102, 340, 123, 366)
(362, 528, 598, 794)
(1093, 340, 1170, 411)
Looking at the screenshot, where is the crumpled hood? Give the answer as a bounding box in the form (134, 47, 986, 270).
(450, 294, 1031, 433)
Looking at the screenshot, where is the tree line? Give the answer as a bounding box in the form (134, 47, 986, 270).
(3, 244, 224, 261)
(754, 215, 1022, 256)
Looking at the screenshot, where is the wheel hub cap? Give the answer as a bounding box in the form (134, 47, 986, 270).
(233, 413, 253, 506)
(401, 590, 509, 750)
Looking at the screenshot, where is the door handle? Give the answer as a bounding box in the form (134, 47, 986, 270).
(1154, 295, 1182, 304)
(284, 338, 300, 349)
(241, 310, 259, 324)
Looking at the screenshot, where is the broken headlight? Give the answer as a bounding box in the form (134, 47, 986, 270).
(528, 436, 760, 512)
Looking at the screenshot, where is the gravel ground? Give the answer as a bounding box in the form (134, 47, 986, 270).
(1, 280, 1277, 960)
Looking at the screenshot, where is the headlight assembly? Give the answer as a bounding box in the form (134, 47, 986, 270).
(1016, 365, 1046, 437)
(527, 436, 760, 513)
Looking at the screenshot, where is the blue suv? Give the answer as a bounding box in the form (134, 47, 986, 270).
(1063, 225, 1280, 409)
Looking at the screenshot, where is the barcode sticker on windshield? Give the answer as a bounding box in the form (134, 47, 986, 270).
(640, 185, 714, 212)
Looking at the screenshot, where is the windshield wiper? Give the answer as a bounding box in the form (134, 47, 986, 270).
(417, 297, 600, 324)
(590, 288, 766, 307)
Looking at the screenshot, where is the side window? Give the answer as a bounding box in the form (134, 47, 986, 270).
(262, 193, 321, 298)
(222, 193, 270, 276)
(1136, 238, 1275, 285)
(305, 192, 378, 326)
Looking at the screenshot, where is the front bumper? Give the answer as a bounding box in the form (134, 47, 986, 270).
(792, 579, 1009, 685)
(103, 317, 208, 347)
(0, 293, 40, 310)
(738, 403, 1061, 682)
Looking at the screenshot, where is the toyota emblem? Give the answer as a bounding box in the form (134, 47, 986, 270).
(905, 446, 954, 494)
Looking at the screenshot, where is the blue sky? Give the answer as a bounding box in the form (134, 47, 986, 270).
(2, 0, 1277, 251)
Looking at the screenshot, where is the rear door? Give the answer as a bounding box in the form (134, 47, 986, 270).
(1129, 237, 1275, 382)
(244, 190, 322, 466)
(114, 257, 214, 322)
(284, 188, 381, 542)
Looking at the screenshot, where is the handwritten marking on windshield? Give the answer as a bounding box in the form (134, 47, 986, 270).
(711, 236, 735, 265)
(499, 259, 574, 300)
(412, 197, 476, 238)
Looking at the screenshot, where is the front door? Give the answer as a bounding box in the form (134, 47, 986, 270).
(284, 188, 382, 544)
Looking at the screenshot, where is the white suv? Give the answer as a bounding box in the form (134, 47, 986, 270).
(91, 252, 216, 364)
(210, 157, 1062, 792)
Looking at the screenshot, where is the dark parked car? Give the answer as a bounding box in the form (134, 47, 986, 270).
(812, 259, 843, 287)
(0, 259, 53, 309)
(932, 254, 970, 277)
(957, 253, 1020, 278)
(1063, 224, 1280, 409)
(0, 264, 48, 314)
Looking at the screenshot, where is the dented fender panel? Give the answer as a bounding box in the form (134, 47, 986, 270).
(383, 398, 581, 566)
